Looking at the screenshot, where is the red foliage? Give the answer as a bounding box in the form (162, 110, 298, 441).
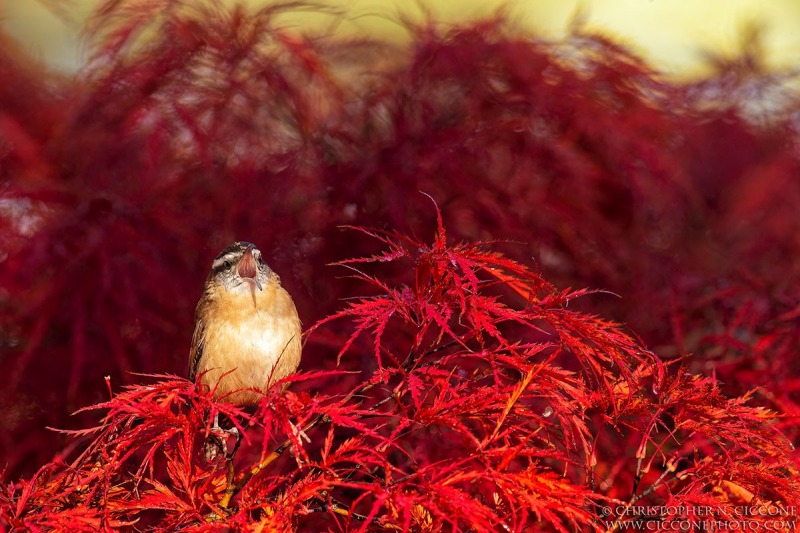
(1, 0, 800, 530)
(3, 219, 797, 530)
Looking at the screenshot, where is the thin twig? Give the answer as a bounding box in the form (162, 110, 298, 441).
(220, 380, 378, 507)
(220, 341, 457, 508)
(220, 412, 329, 508)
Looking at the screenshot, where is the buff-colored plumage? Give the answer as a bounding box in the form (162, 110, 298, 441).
(190, 242, 301, 405)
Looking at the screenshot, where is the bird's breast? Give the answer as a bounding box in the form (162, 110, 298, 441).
(196, 282, 301, 404)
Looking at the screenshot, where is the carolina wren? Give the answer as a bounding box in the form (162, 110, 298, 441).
(189, 242, 302, 407)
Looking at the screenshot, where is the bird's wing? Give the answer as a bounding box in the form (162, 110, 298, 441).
(188, 298, 209, 381)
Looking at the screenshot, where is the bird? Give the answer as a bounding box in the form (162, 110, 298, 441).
(189, 241, 302, 457)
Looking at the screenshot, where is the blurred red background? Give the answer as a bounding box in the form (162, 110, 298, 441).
(0, 0, 798, 504)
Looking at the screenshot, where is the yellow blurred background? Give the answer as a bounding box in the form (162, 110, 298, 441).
(2, 0, 800, 77)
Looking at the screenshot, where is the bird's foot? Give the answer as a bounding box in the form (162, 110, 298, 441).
(204, 425, 241, 463)
(289, 420, 311, 444)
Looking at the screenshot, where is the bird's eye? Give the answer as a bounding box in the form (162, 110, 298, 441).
(211, 257, 237, 274)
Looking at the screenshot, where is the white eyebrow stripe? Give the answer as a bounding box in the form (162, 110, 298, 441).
(212, 252, 241, 269)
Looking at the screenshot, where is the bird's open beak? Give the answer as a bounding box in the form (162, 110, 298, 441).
(237, 245, 263, 291)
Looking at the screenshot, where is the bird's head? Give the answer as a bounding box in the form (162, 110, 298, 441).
(209, 241, 270, 293)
